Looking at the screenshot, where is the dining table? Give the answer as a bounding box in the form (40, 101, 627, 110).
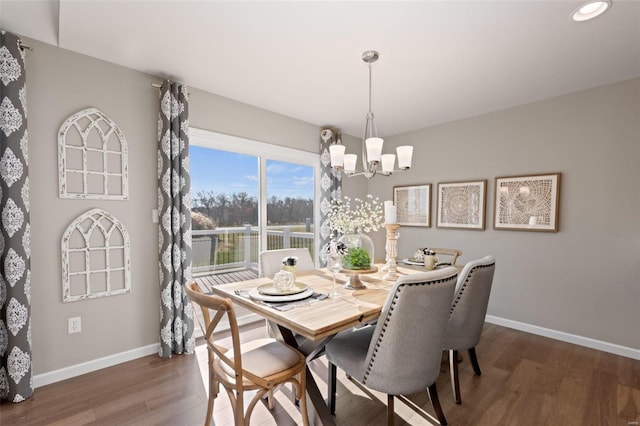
(210, 263, 460, 425)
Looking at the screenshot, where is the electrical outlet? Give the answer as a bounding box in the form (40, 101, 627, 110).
(68, 317, 81, 334)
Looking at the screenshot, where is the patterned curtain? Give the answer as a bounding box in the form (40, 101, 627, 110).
(319, 128, 342, 266)
(0, 31, 33, 402)
(157, 81, 194, 358)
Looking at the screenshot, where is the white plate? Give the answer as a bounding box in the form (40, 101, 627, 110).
(249, 287, 314, 302)
(258, 282, 308, 296)
(402, 258, 424, 266)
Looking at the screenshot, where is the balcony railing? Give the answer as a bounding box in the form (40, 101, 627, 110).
(192, 224, 314, 274)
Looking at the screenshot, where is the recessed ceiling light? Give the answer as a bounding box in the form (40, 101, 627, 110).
(572, 0, 612, 22)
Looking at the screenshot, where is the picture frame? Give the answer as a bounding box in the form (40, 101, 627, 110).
(393, 184, 431, 227)
(494, 173, 561, 232)
(436, 180, 487, 230)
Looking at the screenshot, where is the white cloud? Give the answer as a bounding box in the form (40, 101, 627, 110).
(292, 176, 313, 186)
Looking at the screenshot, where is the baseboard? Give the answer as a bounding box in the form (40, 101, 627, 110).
(485, 315, 640, 360)
(36, 313, 264, 388)
(33, 343, 160, 388)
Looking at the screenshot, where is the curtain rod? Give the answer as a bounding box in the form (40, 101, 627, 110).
(18, 40, 32, 51)
(151, 82, 191, 96)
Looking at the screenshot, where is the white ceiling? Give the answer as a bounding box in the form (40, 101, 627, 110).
(2, 1, 639, 138)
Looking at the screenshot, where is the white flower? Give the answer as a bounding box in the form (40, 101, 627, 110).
(327, 195, 384, 235)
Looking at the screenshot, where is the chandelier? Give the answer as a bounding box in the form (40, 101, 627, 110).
(329, 50, 413, 178)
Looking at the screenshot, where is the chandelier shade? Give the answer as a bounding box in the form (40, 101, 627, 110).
(329, 50, 413, 179)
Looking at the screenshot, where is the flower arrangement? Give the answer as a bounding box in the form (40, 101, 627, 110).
(327, 194, 384, 235)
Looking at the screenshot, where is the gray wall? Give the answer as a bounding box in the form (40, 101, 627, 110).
(24, 36, 638, 378)
(366, 78, 640, 349)
(26, 40, 323, 375)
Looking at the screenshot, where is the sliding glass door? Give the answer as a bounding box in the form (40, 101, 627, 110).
(189, 129, 319, 273)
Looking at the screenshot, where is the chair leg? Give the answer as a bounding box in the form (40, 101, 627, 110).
(205, 390, 215, 426)
(205, 354, 217, 426)
(427, 383, 447, 425)
(327, 361, 337, 414)
(299, 371, 310, 426)
(468, 347, 482, 376)
(235, 390, 245, 426)
(387, 394, 394, 426)
(449, 349, 461, 404)
(267, 389, 275, 410)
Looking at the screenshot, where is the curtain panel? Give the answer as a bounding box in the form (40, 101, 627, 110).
(157, 81, 194, 358)
(0, 31, 33, 402)
(319, 128, 342, 266)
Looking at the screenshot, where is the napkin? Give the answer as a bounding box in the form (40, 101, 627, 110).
(234, 290, 328, 311)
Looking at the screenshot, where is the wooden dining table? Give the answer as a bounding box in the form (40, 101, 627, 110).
(210, 264, 458, 425)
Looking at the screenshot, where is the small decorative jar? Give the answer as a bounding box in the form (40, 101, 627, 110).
(282, 256, 298, 281)
(419, 248, 439, 270)
(273, 270, 295, 292)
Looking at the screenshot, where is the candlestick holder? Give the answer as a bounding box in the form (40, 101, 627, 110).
(383, 224, 400, 280)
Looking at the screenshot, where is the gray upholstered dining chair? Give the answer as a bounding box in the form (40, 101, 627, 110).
(259, 248, 315, 278)
(185, 283, 309, 426)
(325, 267, 458, 425)
(443, 255, 496, 404)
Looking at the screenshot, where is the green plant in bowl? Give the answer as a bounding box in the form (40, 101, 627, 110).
(342, 247, 371, 270)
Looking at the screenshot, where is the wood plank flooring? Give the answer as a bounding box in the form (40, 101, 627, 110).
(1, 323, 638, 425)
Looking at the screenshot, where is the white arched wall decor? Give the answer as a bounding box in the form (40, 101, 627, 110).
(58, 108, 129, 199)
(61, 208, 131, 302)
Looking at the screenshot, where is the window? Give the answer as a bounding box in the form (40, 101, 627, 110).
(189, 129, 320, 272)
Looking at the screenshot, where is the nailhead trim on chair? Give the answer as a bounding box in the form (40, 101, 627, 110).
(362, 276, 458, 384)
(450, 263, 494, 314)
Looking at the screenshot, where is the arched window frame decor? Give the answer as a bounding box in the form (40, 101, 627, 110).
(58, 108, 129, 199)
(61, 208, 131, 302)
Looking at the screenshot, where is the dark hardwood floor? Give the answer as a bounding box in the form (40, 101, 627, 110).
(1, 323, 638, 425)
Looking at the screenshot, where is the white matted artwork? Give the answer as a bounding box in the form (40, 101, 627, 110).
(61, 208, 131, 302)
(494, 173, 561, 232)
(58, 108, 129, 199)
(437, 180, 487, 230)
(393, 184, 431, 227)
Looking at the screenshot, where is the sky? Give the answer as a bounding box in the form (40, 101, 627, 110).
(190, 146, 314, 200)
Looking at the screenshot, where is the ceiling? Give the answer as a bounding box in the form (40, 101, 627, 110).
(2, 1, 639, 138)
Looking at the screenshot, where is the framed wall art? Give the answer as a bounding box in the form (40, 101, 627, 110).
(61, 208, 131, 302)
(437, 180, 487, 230)
(494, 173, 561, 232)
(58, 108, 129, 200)
(393, 184, 431, 227)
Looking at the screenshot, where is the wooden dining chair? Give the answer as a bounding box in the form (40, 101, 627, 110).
(185, 283, 309, 426)
(325, 268, 458, 425)
(443, 255, 496, 404)
(259, 248, 315, 278)
(430, 248, 463, 265)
